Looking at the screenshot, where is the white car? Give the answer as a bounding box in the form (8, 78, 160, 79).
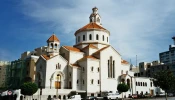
(107, 93, 120, 99)
(67, 95, 82, 100)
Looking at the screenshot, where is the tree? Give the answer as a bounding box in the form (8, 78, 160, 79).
(153, 70, 175, 100)
(117, 83, 129, 100)
(20, 82, 38, 98)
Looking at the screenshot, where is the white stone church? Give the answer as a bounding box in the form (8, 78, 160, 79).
(35, 7, 160, 99)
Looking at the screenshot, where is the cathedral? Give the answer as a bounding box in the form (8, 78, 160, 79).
(35, 7, 158, 99)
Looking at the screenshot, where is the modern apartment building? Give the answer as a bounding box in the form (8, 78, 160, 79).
(159, 37, 175, 64)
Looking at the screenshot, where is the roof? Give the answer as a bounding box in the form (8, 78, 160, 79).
(81, 44, 98, 50)
(47, 34, 60, 42)
(63, 46, 81, 52)
(93, 45, 110, 55)
(78, 55, 98, 62)
(70, 64, 81, 68)
(41, 55, 51, 60)
(75, 22, 109, 35)
(121, 59, 129, 64)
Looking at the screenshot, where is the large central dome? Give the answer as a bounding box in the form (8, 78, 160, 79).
(74, 7, 110, 49)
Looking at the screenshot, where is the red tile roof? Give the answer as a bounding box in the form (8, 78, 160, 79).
(82, 44, 98, 50)
(47, 34, 60, 42)
(75, 22, 109, 35)
(71, 64, 80, 68)
(42, 55, 51, 60)
(78, 55, 98, 61)
(121, 59, 129, 64)
(93, 45, 110, 55)
(63, 46, 81, 52)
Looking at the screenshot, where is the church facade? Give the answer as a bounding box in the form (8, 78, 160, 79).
(35, 7, 160, 99)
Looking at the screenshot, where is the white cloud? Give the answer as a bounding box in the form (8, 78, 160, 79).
(19, 0, 175, 64)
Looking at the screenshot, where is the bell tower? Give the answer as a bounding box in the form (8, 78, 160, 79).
(47, 34, 60, 56)
(89, 7, 102, 26)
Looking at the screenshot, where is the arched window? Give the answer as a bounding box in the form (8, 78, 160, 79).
(143, 82, 144, 86)
(58, 95, 61, 99)
(138, 82, 140, 86)
(83, 35, 85, 41)
(96, 34, 99, 40)
(83, 80, 84, 84)
(51, 43, 53, 48)
(145, 82, 147, 87)
(55, 44, 57, 48)
(78, 36, 80, 42)
(91, 79, 94, 84)
(103, 35, 104, 41)
(97, 67, 100, 72)
(141, 82, 142, 86)
(77, 80, 79, 84)
(91, 67, 94, 72)
(63, 95, 66, 99)
(136, 82, 137, 86)
(82, 67, 85, 71)
(97, 17, 100, 22)
(89, 34, 92, 40)
(98, 80, 100, 84)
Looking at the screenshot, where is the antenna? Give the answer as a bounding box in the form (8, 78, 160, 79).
(136, 55, 138, 76)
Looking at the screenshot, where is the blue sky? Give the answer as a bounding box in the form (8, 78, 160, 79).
(0, 0, 175, 64)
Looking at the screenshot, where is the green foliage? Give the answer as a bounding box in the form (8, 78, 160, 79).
(117, 83, 129, 93)
(20, 82, 38, 96)
(153, 70, 175, 92)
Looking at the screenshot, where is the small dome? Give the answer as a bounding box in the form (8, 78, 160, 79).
(74, 22, 110, 36)
(47, 34, 60, 42)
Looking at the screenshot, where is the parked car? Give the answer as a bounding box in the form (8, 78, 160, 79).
(86, 96, 97, 100)
(106, 93, 120, 99)
(67, 95, 82, 100)
(132, 94, 138, 99)
(168, 93, 173, 97)
(159, 92, 165, 97)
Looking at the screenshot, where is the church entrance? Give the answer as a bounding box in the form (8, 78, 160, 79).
(55, 74, 61, 89)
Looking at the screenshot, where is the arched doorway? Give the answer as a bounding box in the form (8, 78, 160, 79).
(55, 74, 61, 89)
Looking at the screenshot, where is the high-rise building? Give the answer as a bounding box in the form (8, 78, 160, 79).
(159, 37, 175, 64)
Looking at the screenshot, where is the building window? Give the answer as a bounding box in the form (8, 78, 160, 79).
(91, 67, 94, 72)
(83, 80, 84, 84)
(141, 82, 142, 86)
(151, 82, 152, 87)
(78, 36, 80, 42)
(98, 80, 100, 84)
(77, 80, 79, 84)
(145, 82, 147, 87)
(51, 43, 53, 48)
(136, 82, 137, 86)
(107, 37, 108, 42)
(96, 34, 99, 40)
(82, 67, 85, 71)
(91, 79, 94, 84)
(138, 82, 140, 86)
(83, 35, 85, 41)
(97, 67, 100, 72)
(103, 35, 104, 41)
(89, 34, 92, 40)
